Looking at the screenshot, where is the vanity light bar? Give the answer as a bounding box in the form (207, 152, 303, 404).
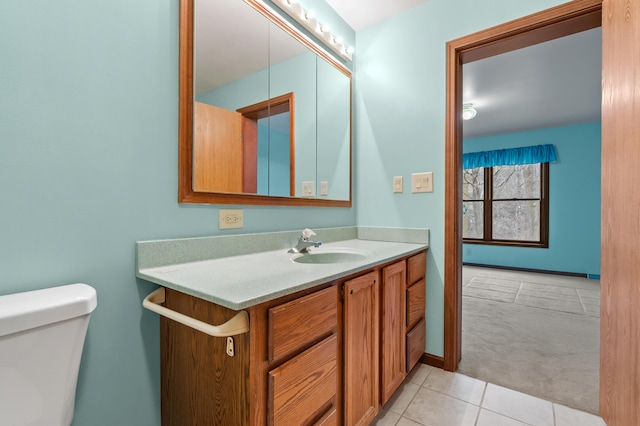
(271, 0, 353, 62)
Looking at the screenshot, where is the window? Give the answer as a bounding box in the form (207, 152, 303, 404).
(463, 163, 549, 247)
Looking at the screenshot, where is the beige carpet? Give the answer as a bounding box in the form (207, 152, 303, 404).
(458, 266, 600, 414)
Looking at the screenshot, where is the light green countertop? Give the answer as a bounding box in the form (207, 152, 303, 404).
(136, 227, 429, 310)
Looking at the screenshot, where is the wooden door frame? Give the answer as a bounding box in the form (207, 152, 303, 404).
(443, 0, 602, 372)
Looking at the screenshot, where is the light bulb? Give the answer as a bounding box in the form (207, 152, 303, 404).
(462, 103, 477, 120)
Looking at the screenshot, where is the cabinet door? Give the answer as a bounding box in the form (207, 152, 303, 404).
(343, 271, 379, 426)
(380, 261, 407, 405)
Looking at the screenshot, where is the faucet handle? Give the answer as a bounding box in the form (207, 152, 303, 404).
(301, 228, 316, 241)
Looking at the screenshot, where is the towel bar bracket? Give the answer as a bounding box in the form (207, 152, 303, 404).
(142, 288, 250, 346)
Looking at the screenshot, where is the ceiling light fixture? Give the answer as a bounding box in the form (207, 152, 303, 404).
(270, 0, 353, 62)
(462, 103, 477, 120)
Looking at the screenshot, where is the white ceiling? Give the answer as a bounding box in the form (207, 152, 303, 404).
(328, 0, 602, 139)
(324, 0, 429, 31)
(462, 27, 602, 139)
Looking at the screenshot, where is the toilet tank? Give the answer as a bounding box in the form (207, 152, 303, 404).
(0, 283, 97, 426)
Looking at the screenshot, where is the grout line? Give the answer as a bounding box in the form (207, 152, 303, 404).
(393, 367, 435, 425)
(576, 288, 588, 315)
(552, 401, 557, 426)
(514, 280, 523, 303)
(479, 407, 538, 426)
(474, 382, 489, 425)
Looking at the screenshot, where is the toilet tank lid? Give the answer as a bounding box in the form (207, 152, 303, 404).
(0, 283, 97, 338)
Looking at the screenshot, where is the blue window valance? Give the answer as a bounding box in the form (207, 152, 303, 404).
(463, 144, 557, 170)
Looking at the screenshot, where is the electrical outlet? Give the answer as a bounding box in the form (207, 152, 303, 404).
(411, 172, 433, 193)
(320, 181, 329, 196)
(302, 181, 316, 197)
(219, 209, 243, 229)
(393, 176, 403, 193)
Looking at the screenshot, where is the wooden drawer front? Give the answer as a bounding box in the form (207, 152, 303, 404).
(407, 251, 426, 286)
(314, 408, 337, 426)
(269, 334, 337, 426)
(406, 279, 426, 330)
(406, 318, 426, 373)
(268, 286, 337, 363)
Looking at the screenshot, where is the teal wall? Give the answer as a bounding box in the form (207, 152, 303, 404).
(1, 0, 585, 423)
(462, 122, 601, 276)
(354, 0, 567, 357)
(0, 0, 353, 425)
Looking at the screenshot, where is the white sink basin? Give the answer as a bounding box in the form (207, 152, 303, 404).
(291, 248, 373, 264)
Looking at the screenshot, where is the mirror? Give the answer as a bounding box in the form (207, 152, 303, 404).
(178, 0, 352, 207)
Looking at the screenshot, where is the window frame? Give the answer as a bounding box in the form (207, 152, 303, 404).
(463, 162, 549, 248)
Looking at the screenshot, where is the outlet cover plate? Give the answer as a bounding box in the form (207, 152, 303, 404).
(411, 172, 433, 193)
(219, 209, 243, 229)
(393, 176, 403, 193)
(320, 181, 329, 196)
(302, 181, 316, 197)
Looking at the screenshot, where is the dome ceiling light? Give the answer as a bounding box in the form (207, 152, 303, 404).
(462, 103, 477, 120)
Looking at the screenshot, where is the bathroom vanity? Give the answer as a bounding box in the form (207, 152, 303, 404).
(137, 228, 428, 425)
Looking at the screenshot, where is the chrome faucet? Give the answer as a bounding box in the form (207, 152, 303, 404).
(288, 228, 322, 253)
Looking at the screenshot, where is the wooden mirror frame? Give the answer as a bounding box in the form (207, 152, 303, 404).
(178, 0, 353, 207)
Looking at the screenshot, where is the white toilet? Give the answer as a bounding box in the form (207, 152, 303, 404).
(0, 283, 97, 426)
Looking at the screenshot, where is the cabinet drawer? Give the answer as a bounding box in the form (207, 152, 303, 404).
(406, 278, 426, 330)
(268, 286, 337, 363)
(406, 318, 426, 373)
(268, 334, 337, 426)
(407, 252, 426, 286)
(314, 408, 337, 426)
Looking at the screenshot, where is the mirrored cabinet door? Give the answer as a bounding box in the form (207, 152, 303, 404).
(179, 0, 352, 207)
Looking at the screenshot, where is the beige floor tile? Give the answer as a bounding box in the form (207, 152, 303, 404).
(387, 381, 421, 415)
(515, 294, 585, 315)
(372, 408, 401, 426)
(403, 387, 479, 426)
(518, 288, 580, 303)
(469, 277, 521, 291)
(482, 384, 554, 426)
(521, 282, 579, 296)
(577, 288, 600, 300)
(407, 363, 434, 386)
(465, 287, 519, 303)
(423, 370, 486, 405)
(476, 409, 531, 426)
(395, 418, 423, 426)
(554, 403, 607, 426)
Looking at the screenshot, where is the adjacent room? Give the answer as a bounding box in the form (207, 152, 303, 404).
(458, 27, 602, 414)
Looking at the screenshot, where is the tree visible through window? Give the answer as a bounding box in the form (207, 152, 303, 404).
(463, 163, 549, 247)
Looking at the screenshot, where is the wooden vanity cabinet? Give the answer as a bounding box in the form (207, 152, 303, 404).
(159, 249, 427, 426)
(160, 284, 339, 426)
(406, 252, 427, 372)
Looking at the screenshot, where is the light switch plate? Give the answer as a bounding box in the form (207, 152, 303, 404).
(320, 181, 329, 196)
(302, 181, 316, 197)
(393, 176, 403, 193)
(219, 209, 243, 229)
(411, 172, 434, 193)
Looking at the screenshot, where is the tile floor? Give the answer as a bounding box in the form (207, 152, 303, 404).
(372, 364, 607, 426)
(463, 267, 601, 318)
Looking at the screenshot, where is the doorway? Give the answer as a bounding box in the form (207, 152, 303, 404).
(443, 0, 602, 371)
(454, 23, 602, 412)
